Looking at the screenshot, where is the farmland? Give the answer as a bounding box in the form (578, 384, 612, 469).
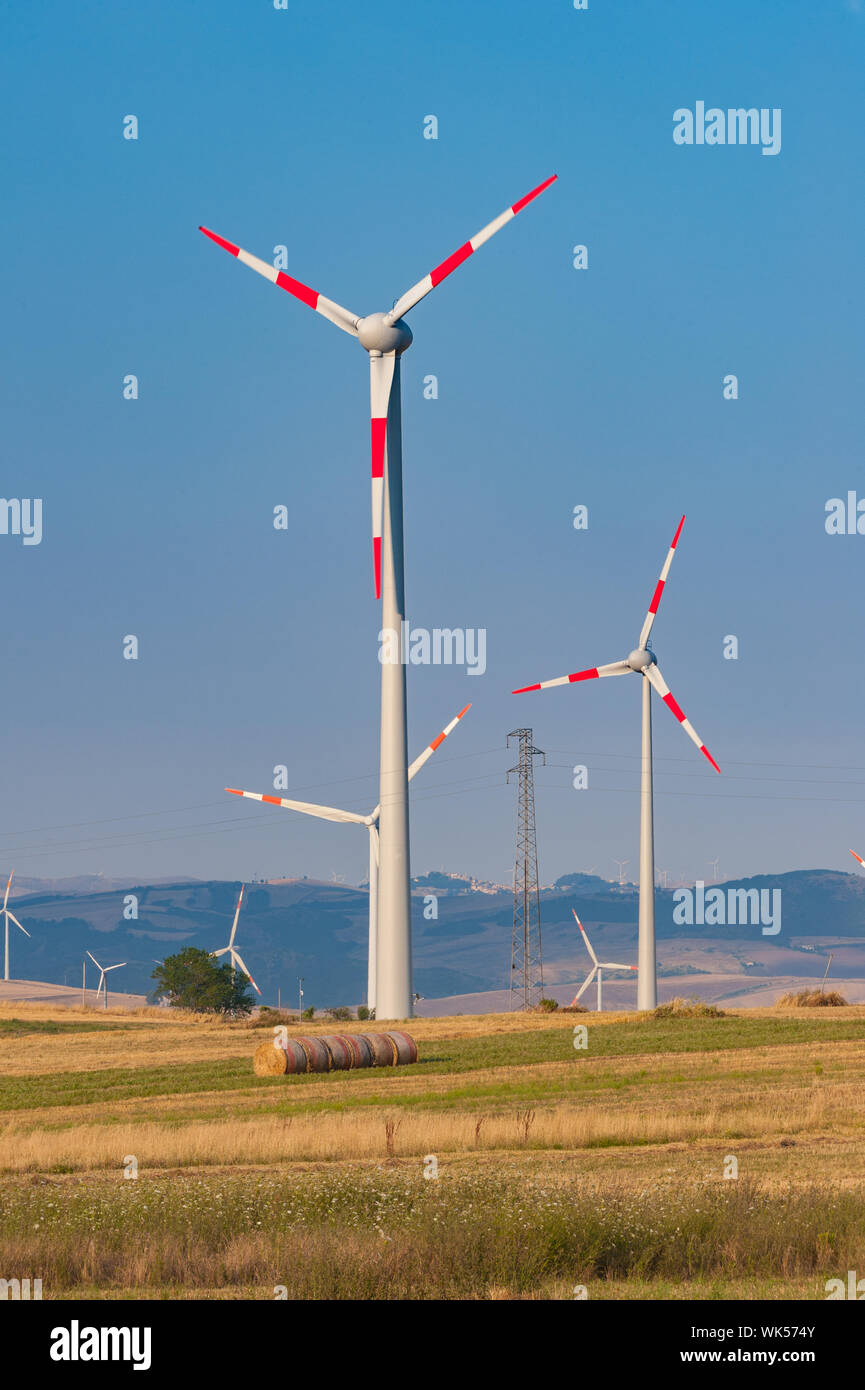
(1, 1002, 864, 1299)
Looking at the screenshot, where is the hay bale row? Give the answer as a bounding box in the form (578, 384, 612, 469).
(253, 1030, 418, 1077)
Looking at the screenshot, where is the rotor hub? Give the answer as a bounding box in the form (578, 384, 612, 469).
(357, 312, 413, 355)
(627, 648, 656, 671)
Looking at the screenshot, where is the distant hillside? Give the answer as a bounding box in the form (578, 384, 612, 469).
(5, 869, 865, 1007)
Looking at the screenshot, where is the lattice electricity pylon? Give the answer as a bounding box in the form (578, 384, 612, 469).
(506, 728, 545, 1010)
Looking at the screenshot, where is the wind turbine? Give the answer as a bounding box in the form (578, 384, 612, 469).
(213, 885, 261, 996)
(570, 910, 637, 1012)
(226, 704, 470, 1014)
(1, 871, 30, 981)
(612, 859, 629, 886)
(200, 176, 556, 1019)
(514, 516, 720, 1010)
(86, 950, 126, 1010)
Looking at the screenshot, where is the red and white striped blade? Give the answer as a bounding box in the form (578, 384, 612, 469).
(644, 664, 721, 773)
(571, 909, 598, 965)
(230, 949, 262, 996)
(850, 850, 865, 867)
(638, 516, 685, 650)
(513, 660, 630, 695)
(2, 870, 11, 912)
(387, 175, 557, 323)
(199, 227, 360, 337)
(369, 353, 397, 599)
(407, 704, 472, 782)
(226, 787, 370, 826)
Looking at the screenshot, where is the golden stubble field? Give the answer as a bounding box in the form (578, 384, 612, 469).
(1, 1001, 864, 1298)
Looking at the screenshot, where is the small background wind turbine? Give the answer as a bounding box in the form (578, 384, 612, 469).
(515, 516, 720, 1010)
(86, 950, 126, 1010)
(213, 886, 261, 996)
(570, 910, 637, 1012)
(227, 706, 470, 1013)
(1, 871, 30, 981)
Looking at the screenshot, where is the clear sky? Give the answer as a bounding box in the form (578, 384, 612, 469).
(2, 0, 864, 888)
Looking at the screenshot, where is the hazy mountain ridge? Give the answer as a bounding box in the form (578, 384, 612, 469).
(5, 869, 864, 1005)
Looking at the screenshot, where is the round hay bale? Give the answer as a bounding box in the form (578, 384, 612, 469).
(253, 1040, 288, 1076)
(343, 1033, 373, 1068)
(321, 1034, 353, 1070)
(387, 1030, 418, 1065)
(299, 1036, 332, 1073)
(282, 1039, 310, 1074)
(366, 1031, 399, 1067)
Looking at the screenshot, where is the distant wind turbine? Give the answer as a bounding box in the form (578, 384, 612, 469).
(2, 871, 30, 981)
(514, 516, 720, 1009)
(570, 910, 637, 1012)
(86, 950, 126, 1010)
(213, 886, 261, 996)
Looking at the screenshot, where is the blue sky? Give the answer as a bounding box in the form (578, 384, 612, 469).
(1, 0, 864, 887)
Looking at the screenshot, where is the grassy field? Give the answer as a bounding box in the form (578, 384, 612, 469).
(1, 1000, 864, 1299)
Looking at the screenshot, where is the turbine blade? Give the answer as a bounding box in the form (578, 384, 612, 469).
(7, 914, 29, 937)
(599, 963, 638, 972)
(226, 788, 368, 825)
(199, 227, 360, 336)
(387, 175, 557, 323)
(850, 850, 864, 867)
(86, 950, 102, 969)
(407, 704, 472, 782)
(369, 352, 397, 599)
(514, 660, 630, 694)
(573, 966, 597, 1003)
(645, 664, 721, 773)
(2, 870, 12, 911)
(213, 946, 230, 957)
(228, 884, 244, 949)
(105, 963, 126, 972)
(638, 516, 685, 650)
(572, 909, 599, 965)
(371, 822, 379, 869)
(231, 950, 262, 996)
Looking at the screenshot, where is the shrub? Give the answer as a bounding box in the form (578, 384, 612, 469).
(651, 996, 725, 1019)
(302, 1006, 316, 1021)
(356, 1005, 370, 1021)
(536, 998, 559, 1013)
(150, 949, 254, 1016)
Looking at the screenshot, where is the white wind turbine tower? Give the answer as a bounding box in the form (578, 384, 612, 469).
(86, 951, 126, 1010)
(1, 871, 30, 981)
(201, 176, 556, 1019)
(514, 517, 721, 1010)
(213, 885, 261, 996)
(226, 705, 470, 1014)
(570, 910, 637, 1012)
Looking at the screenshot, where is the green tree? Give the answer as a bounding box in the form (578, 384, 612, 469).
(150, 948, 254, 1016)
(302, 1005, 315, 1021)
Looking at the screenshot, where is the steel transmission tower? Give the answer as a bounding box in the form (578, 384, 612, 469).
(506, 729, 545, 1010)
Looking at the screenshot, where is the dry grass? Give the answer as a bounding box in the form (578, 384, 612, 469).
(775, 989, 849, 1008)
(2, 1000, 864, 1298)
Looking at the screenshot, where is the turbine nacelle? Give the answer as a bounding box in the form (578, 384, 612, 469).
(357, 312, 413, 355)
(627, 648, 656, 672)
